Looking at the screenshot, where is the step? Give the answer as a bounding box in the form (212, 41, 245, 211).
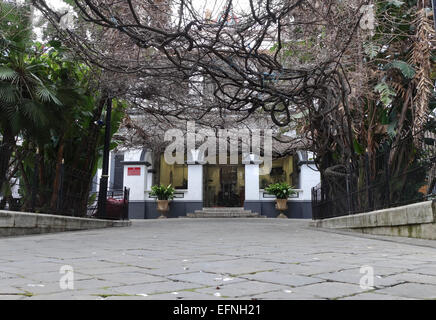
(200, 208, 248, 212)
(192, 213, 259, 217)
(194, 209, 252, 214)
(186, 212, 264, 218)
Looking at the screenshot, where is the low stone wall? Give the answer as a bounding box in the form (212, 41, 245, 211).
(0, 210, 131, 237)
(310, 200, 436, 240)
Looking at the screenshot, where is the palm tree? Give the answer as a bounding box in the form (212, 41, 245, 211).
(0, 1, 60, 196)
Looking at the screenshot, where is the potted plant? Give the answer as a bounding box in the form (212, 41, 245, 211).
(150, 184, 175, 218)
(265, 182, 296, 218)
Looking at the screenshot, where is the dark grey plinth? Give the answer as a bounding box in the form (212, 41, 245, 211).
(245, 201, 312, 219)
(131, 200, 312, 219)
(144, 201, 203, 219)
(128, 201, 146, 219)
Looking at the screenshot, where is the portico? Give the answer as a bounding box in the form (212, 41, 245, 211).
(111, 149, 319, 219)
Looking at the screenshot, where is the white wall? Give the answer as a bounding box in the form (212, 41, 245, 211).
(123, 164, 146, 201)
(245, 164, 260, 200)
(299, 164, 320, 201)
(185, 164, 203, 201)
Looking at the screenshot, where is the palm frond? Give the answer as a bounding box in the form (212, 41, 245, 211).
(35, 85, 62, 105)
(0, 82, 16, 104)
(410, 8, 434, 139)
(20, 99, 48, 127)
(0, 67, 18, 81)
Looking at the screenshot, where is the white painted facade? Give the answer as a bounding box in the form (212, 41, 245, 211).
(109, 148, 320, 208)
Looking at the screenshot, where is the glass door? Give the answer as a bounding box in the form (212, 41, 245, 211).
(204, 164, 245, 207)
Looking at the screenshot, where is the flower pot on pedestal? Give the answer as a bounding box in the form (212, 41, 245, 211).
(150, 185, 175, 219)
(157, 199, 169, 219)
(275, 198, 288, 218)
(265, 182, 296, 219)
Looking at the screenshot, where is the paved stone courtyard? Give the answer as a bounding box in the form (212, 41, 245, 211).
(1, 219, 436, 300)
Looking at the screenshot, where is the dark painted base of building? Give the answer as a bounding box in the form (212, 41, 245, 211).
(244, 200, 312, 219)
(129, 200, 312, 219)
(128, 201, 146, 219)
(128, 201, 203, 219)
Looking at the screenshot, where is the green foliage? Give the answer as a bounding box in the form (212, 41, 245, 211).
(265, 182, 296, 199)
(363, 42, 381, 60)
(353, 139, 365, 155)
(0, 2, 126, 214)
(385, 60, 415, 79)
(150, 185, 176, 200)
(387, 0, 404, 7)
(374, 82, 396, 107)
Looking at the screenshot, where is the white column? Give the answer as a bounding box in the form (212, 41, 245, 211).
(185, 164, 203, 201)
(123, 164, 146, 201)
(245, 164, 260, 201)
(299, 163, 320, 201)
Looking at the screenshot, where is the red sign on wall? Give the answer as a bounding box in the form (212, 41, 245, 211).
(127, 167, 141, 176)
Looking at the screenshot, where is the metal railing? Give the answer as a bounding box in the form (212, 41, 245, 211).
(3, 160, 130, 220)
(312, 131, 436, 220)
(88, 187, 130, 220)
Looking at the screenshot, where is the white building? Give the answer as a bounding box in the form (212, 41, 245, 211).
(107, 147, 319, 219)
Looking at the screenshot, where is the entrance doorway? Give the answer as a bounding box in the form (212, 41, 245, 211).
(203, 165, 245, 207)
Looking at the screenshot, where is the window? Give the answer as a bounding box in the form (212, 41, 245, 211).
(159, 154, 188, 189)
(259, 156, 294, 189)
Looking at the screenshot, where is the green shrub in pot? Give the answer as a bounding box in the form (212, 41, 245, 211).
(265, 182, 296, 217)
(265, 182, 295, 199)
(150, 185, 175, 218)
(150, 184, 175, 200)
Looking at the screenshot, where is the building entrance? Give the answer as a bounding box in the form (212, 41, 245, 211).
(203, 165, 245, 207)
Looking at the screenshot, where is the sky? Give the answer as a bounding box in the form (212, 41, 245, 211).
(39, 0, 254, 19)
(31, 0, 255, 41)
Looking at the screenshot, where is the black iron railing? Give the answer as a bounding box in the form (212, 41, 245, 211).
(88, 187, 130, 220)
(312, 132, 436, 220)
(2, 159, 129, 220)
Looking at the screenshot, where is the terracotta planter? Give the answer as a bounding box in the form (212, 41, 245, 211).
(275, 198, 288, 218)
(275, 198, 288, 211)
(157, 200, 169, 218)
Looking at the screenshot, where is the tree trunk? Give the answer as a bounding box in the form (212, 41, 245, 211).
(50, 135, 65, 212)
(37, 147, 45, 207)
(0, 125, 16, 195)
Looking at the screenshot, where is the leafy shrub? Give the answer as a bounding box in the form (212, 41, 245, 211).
(150, 185, 175, 200)
(265, 182, 296, 199)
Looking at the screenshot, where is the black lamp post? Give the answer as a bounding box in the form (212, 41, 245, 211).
(97, 97, 112, 219)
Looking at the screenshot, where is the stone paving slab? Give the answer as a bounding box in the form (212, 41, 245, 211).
(382, 272, 436, 286)
(96, 272, 167, 285)
(0, 294, 28, 300)
(167, 271, 246, 286)
(104, 291, 224, 300)
(339, 292, 415, 300)
(0, 285, 27, 295)
(288, 282, 370, 299)
(374, 283, 436, 299)
(239, 271, 324, 287)
(312, 268, 405, 288)
(23, 270, 95, 283)
(139, 266, 201, 276)
(275, 262, 358, 276)
(195, 280, 290, 298)
(185, 259, 280, 275)
(408, 265, 436, 276)
(249, 290, 320, 300)
(1, 219, 436, 300)
(0, 276, 36, 288)
(110, 281, 207, 296)
(25, 291, 104, 300)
